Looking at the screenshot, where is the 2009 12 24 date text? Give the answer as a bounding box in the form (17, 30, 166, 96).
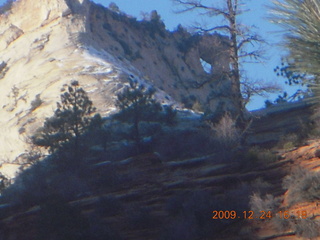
(212, 210, 308, 220)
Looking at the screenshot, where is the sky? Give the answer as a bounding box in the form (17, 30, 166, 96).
(0, 0, 296, 110)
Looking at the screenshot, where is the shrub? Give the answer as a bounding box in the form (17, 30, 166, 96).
(161, 105, 177, 126)
(0, 61, 8, 79)
(294, 218, 320, 239)
(208, 112, 240, 148)
(264, 99, 274, 108)
(192, 100, 204, 112)
(283, 141, 295, 149)
(18, 143, 44, 168)
(278, 133, 299, 149)
(250, 177, 273, 194)
(1, 161, 52, 206)
(118, 39, 132, 56)
(108, 2, 120, 13)
(283, 167, 320, 206)
(177, 34, 200, 53)
(30, 94, 42, 111)
(0, 173, 10, 194)
(241, 147, 278, 169)
(249, 192, 282, 214)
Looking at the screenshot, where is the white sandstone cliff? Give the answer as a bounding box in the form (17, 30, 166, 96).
(0, 0, 232, 176)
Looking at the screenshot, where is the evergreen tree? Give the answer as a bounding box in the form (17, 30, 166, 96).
(32, 81, 96, 157)
(270, 0, 320, 98)
(108, 2, 120, 13)
(115, 80, 163, 153)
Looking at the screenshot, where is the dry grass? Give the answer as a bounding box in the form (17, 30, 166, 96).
(249, 192, 282, 214)
(283, 167, 320, 206)
(208, 113, 240, 148)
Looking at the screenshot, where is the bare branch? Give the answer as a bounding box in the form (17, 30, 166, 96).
(239, 50, 263, 59)
(237, 35, 264, 50)
(241, 78, 282, 106)
(173, 0, 230, 18)
(193, 24, 232, 33)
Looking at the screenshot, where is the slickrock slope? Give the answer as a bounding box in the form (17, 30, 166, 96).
(252, 140, 320, 240)
(0, 0, 233, 170)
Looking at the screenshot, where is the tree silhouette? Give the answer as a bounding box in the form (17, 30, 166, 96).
(32, 81, 96, 157)
(115, 80, 163, 154)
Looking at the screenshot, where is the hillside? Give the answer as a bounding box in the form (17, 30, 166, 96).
(1, 117, 320, 240)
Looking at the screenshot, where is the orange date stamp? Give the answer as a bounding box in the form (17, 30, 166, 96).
(212, 210, 308, 220)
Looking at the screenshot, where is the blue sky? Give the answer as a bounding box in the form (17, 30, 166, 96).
(0, 0, 296, 110)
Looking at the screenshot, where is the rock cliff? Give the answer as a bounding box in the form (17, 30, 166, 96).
(0, 0, 233, 170)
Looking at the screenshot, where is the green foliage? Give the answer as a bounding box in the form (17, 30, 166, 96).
(115, 80, 175, 153)
(273, 60, 307, 102)
(264, 99, 274, 108)
(150, 10, 160, 22)
(271, 0, 320, 98)
(141, 12, 166, 39)
(278, 133, 299, 149)
(108, 2, 120, 13)
(0, 173, 10, 194)
(32, 81, 96, 155)
(115, 80, 162, 122)
(240, 147, 279, 170)
(118, 39, 132, 56)
(162, 105, 177, 125)
(115, 80, 161, 152)
(176, 34, 200, 53)
(274, 61, 306, 86)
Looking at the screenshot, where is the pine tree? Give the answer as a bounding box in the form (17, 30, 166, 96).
(115, 80, 163, 153)
(32, 81, 96, 157)
(270, 0, 320, 98)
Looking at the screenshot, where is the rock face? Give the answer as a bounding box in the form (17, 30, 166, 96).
(0, 0, 233, 167)
(247, 101, 314, 147)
